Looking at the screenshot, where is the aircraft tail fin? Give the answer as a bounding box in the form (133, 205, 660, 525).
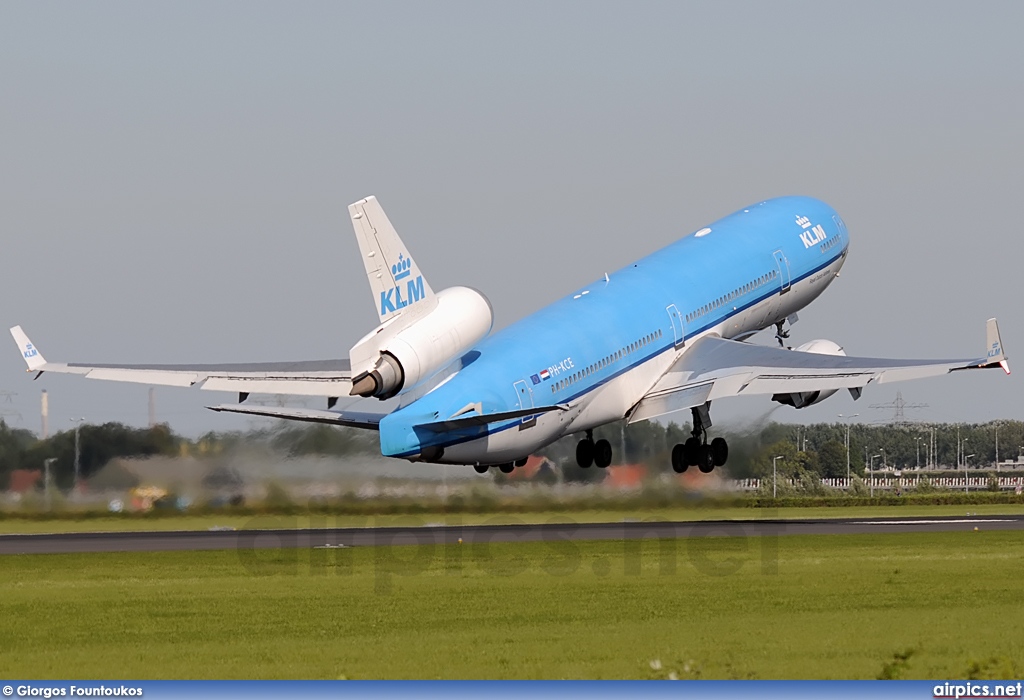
(348, 196, 435, 323)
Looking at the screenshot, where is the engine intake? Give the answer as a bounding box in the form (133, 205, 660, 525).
(772, 338, 846, 409)
(349, 286, 493, 399)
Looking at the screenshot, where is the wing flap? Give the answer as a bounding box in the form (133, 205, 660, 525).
(629, 382, 714, 424)
(207, 404, 384, 430)
(201, 376, 353, 397)
(84, 368, 201, 387)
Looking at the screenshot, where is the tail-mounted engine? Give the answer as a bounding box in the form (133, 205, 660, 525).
(772, 338, 846, 409)
(349, 286, 493, 399)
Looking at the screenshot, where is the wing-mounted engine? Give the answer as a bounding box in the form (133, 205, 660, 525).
(349, 286, 493, 399)
(772, 338, 846, 409)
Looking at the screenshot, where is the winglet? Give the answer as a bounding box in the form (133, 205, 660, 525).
(348, 196, 435, 323)
(10, 326, 47, 372)
(985, 318, 1010, 375)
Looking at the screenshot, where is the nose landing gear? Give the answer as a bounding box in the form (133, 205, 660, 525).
(671, 402, 728, 474)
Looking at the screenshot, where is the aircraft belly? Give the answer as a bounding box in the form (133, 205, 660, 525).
(567, 352, 676, 433)
(437, 407, 576, 465)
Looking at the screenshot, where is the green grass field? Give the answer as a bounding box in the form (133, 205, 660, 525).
(2, 530, 1022, 679)
(3, 502, 1024, 534)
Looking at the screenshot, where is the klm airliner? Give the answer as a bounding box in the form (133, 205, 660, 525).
(11, 196, 1010, 474)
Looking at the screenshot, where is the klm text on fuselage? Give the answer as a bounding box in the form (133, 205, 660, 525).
(381, 276, 427, 315)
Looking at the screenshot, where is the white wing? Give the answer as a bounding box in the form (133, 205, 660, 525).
(629, 318, 1009, 423)
(207, 404, 384, 429)
(10, 326, 352, 398)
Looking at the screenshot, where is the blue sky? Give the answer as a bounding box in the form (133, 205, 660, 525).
(1, 1, 1021, 436)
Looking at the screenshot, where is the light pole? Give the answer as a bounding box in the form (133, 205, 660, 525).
(994, 422, 1001, 471)
(838, 413, 859, 485)
(870, 454, 881, 497)
(923, 428, 934, 469)
(914, 437, 923, 469)
(880, 447, 886, 471)
(43, 457, 57, 511)
(69, 417, 85, 491)
(773, 455, 784, 498)
(965, 453, 975, 493)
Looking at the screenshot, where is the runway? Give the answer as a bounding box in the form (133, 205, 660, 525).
(2, 515, 1022, 554)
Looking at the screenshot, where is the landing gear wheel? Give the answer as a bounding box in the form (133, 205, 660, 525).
(474, 464, 489, 474)
(514, 457, 528, 467)
(593, 439, 612, 468)
(697, 445, 715, 473)
(576, 439, 594, 468)
(710, 437, 729, 467)
(671, 444, 688, 473)
(498, 463, 514, 474)
(683, 436, 701, 466)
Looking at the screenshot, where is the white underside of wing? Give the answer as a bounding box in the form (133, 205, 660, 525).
(630, 334, 999, 424)
(28, 361, 352, 396)
(207, 403, 384, 429)
(82, 367, 200, 387)
(11, 326, 357, 397)
(200, 376, 353, 396)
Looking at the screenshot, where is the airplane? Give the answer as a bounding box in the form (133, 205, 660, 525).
(10, 195, 1010, 474)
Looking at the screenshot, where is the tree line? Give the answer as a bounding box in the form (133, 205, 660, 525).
(540, 419, 1024, 481)
(1, 418, 1020, 490)
(0, 420, 378, 490)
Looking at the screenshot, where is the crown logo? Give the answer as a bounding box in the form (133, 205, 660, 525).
(392, 254, 413, 281)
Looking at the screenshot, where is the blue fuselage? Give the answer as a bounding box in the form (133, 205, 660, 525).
(379, 196, 849, 463)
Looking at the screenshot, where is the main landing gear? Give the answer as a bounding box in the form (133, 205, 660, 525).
(576, 430, 613, 469)
(670, 401, 728, 474)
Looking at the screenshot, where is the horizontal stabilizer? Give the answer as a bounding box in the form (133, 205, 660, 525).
(415, 405, 567, 433)
(207, 404, 384, 430)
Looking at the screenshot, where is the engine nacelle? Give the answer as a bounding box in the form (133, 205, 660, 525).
(349, 286, 493, 399)
(772, 338, 846, 409)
